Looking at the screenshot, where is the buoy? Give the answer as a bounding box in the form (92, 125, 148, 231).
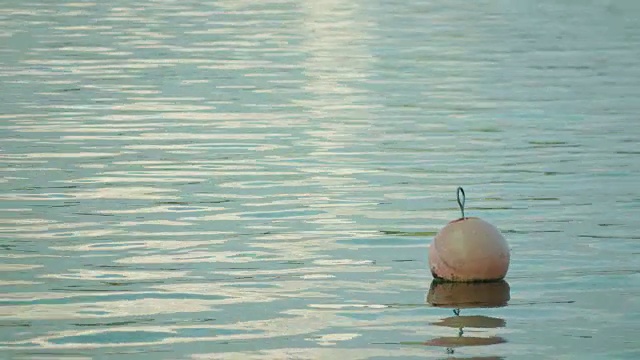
(428, 187, 510, 282)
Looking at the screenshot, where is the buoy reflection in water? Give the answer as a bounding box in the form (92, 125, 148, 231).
(424, 280, 511, 355)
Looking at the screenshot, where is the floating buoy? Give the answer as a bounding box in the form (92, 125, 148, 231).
(428, 187, 510, 282)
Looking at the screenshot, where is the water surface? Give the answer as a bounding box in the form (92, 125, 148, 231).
(1, 0, 639, 359)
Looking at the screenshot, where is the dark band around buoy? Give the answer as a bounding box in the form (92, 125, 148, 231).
(457, 187, 465, 219)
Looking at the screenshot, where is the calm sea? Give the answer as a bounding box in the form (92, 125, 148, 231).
(1, 0, 639, 359)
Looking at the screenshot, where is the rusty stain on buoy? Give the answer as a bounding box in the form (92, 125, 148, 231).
(428, 187, 510, 282)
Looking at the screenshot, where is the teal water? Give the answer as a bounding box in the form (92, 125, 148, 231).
(1, 0, 639, 359)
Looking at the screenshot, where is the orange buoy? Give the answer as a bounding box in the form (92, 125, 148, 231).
(428, 187, 510, 282)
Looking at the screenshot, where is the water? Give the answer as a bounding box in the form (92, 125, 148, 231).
(1, 0, 639, 359)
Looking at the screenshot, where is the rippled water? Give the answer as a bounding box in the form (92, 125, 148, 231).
(1, 0, 639, 359)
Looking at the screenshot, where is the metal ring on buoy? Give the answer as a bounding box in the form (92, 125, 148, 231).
(456, 187, 465, 219)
